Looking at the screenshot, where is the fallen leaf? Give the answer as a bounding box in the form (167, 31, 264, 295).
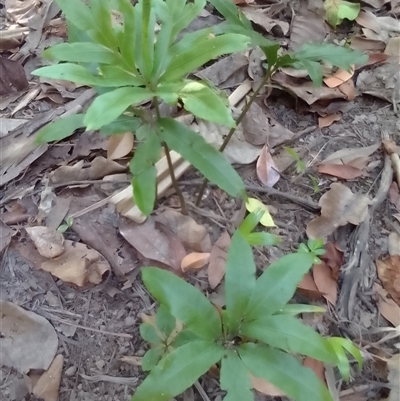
(0, 300, 58, 374)
(181, 252, 211, 272)
(118, 216, 184, 271)
(324, 0, 360, 27)
(360, 0, 391, 8)
(245, 198, 275, 227)
(313, 261, 338, 305)
(25, 226, 65, 258)
(241, 7, 289, 35)
(107, 132, 134, 160)
(388, 232, 400, 256)
(303, 357, 326, 384)
(241, 102, 297, 147)
(155, 209, 212, 252)
(256, 145, 280, 187)
(389, 182, 400, 211)
(207, 231, 230, 289)
(317, 163, 365, 179)
(322, 242, 343, 277)
(375, 284, 400, 326)
(0, 57, 29, 95)
(45, 195, 72, 230)
(350, 36, 386, 51)
(356, 10, 381, 33)
(40, 240, 110, 287)
(0, 220, 12, 252)
(318, 114, 341, 128)
(320, 143, 380, 166)
(376, 255, 400, 306)
(249, 374, 285, 397)
(323, 67, 354, 88)
(385, 37, 400, 61)
(387, 354, 400, 401)
(297, 272, 325, 299)
(307, 183, 369, 239)
(32, 354, 64, 401)
(338, 79, 355, 100)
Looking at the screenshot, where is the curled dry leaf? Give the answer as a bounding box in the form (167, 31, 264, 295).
(307, 183, 369, 239)
(376, 255, 400, 306)
(40, 240, 110, 287)
(107, 132, 134, 160)
(318, 114, 341, 128)
(0, 300, 58, 374)
(374, 283, 400, 326)
(241, 7, 289, 35)
(181, 252, 210, 272)
(155, 209, 211, 252)
(256, 145, 280, 187)
(25, 226, 65, 258)
(0, 57, 29, 96)
(208, 231, 230, 289)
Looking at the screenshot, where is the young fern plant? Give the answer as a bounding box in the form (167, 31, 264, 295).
(136, 212, 362, 401)
(32, 0, 250, 215)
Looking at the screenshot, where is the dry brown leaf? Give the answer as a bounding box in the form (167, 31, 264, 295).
(376, 255, 400, 306)
(317, 163, 365, 179)
(303, 357, 326, 384)
(388, 232, 400, 256)
(350, 36, 386, 51)
(356, 10, 381, 33)
(181, 252, 210, 272)
(338, 79, 355, 100)
(360, 0, 391, 8)
(0, 220, 12, 252)
(323, 67, 354, 88)
(389, 182, 400, 211)
(25, 226, 65, 258)
(155, 209, 211, 252)
(119, 355, 142, 366)
(321, 143, 380, 166)
(249, 374, 285, 397)
(313, 261, 338, 305)
(0, 300, 58, 374)
(297, 272, 324, 299)
(107, 132, 134, 160)
(0, 57, 29, 95)
(322, 242, 343, 277)
(256, 145, 280, 187)
(385, 37, 400, 61)
(207, 232, 230, 289)
(318, 113, 341, 128)
(307, 183, 369, 239)
(375, 283, 400, 326)
(40, 240, 110, 287)
(241, 7, 289, 35)
(118, 216, 185, 271)
(387, 354, 400, 401)
(32, 354, 64, 401)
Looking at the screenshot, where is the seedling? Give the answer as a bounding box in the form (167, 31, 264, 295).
(284, 147, 306, 173)
(136, 212, 362, 401)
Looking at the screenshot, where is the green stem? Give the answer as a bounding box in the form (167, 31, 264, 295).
(195, 66, 275, 206)
(153, 97, 187, 215)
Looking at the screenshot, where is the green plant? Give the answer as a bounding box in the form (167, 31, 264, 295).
(284, 147, 305, 173)
(135, 212, 362, 401)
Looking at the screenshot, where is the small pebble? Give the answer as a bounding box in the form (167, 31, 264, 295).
(136, 349, 145, 357)
(124, 316, 136, 326)
(65, 366, 77, 376)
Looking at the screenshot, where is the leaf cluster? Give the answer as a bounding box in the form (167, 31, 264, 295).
(136, 212, 363, 401)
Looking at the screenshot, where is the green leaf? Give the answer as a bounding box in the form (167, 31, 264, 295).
(278, 304, 326, 316)
(244, 252, 315, 320)
(132, 167, 157, 216)
(84, 87, 153, 130)
(142, 347, 163, 371)
(239, 210, 264, 236)
(324, 0, 360, 27)
(89, 0, 118, 49)
(67, 19, 91, 43)
(239, 343, 333, 401)
(220, 350, 253, 401)
(161, 33, 250, 82)
(116, 0, 136, 65)
(208, 0, 252, 31)
(296, 59, 323, 86)
(99, 65, 144, 86)
(56, 0, 95, 31)
(178, 81, 235, 127)
(172, 329, 200, 348)
(132, 340, 224, 401)
(139, 0, 156, 80)
(245, 232, 280, 246)
(170, 0, 206, 39)
(157, 118, 244, 198)
(241, 315, 337, 364)
(224, 230, 256, 334)
(142, 267, 222, 340)
(156, 305, 176, 339)
(130, 127, 161, 173)
(43, 42, 117, 64)
(99, 115, 141, 135)
(140, 323, 162, 344)
(35, 114, 85, 144)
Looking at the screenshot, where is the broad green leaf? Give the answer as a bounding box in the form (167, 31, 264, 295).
(89, 0, 118, 49)
(245, 232, 280, 246)
(171, 0, 206, 39)
(67, 19, 91, 43)
(134, 1, 144, 74)
(178, 81, 235, 127)
(295, 59, 323, 85)
(168, 28, 212, 55)
(172, 329, 200, 348)
(142, 347, 163, 371)
(156, 82, 182, 105)
(157, 118, 245, 198)
(278, 304, 326, 316)
(99, 115, 141, 135)
(220, 350, 253, 401)
(241, 315, 338, 364)
(129, 127, 161, 173)
(224, 230, 256, 334)
(239, 343, 333, 401)
(161, 33, 250, 82)
(156, 305, 176, 339)
(261, 43, 280, 68)
(324, 0, 360, 27)
(132, 167, 157, 216)
(100, 65, 143, 86)
(43, 42, 117, 64)
(56, 0, 95, 31)
(84, 87, 153, 130)
(132, 340, 224, 401)
(238, 210, 264, 236)
(142, 267, 222, 340)
(244, 252, 315, 320)
(207, 0, 252, 30)
(140, 323, 162, 345)
(116, 0, 136, 65)
(35, 114, 85, 144)
(139, 0, 156, 80)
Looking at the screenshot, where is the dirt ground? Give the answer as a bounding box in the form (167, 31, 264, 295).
(1, 1, 400, 401)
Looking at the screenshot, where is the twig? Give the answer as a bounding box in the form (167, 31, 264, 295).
(194, 380, 212, 401)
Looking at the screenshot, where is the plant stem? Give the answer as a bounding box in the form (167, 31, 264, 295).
(153, 96, 187, 215)
(195, 67, 275, 206)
